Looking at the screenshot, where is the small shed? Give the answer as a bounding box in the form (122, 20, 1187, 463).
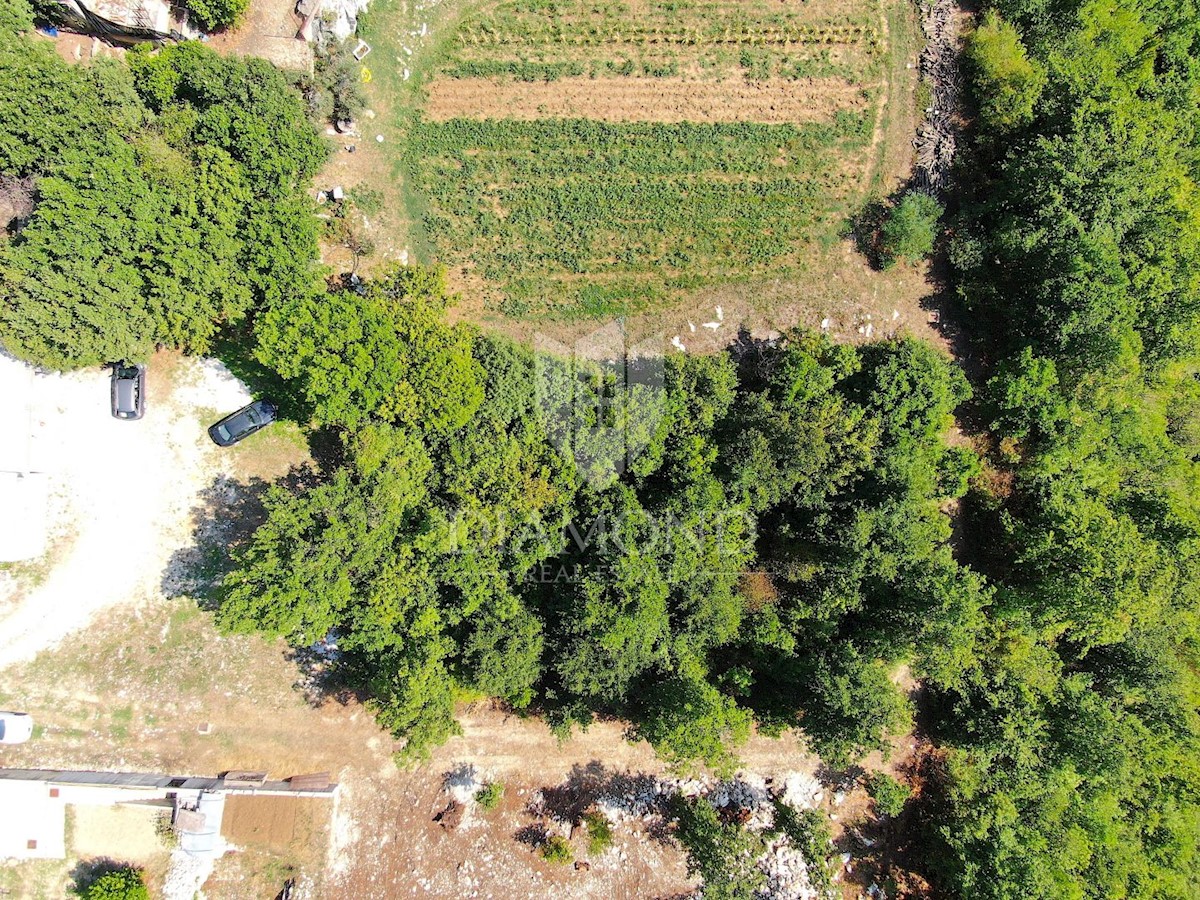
(175, 791, 226, 858)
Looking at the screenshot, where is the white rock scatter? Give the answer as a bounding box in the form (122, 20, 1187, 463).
(570, 770, 836, 899)
(162, 852, 215, 900)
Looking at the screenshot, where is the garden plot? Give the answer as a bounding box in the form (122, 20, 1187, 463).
(398, 0, 906, 319)
(442, 0, 882, 84)
(408, 114, 874, 317)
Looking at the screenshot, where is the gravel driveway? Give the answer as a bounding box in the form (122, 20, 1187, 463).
(0, 354, 253, 670)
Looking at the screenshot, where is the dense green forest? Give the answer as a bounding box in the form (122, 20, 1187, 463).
(0, 6, 325, 368)
(928, 0, 1200, 895)
(3, 0, 1200, 896)
(222, 269, 979, 773)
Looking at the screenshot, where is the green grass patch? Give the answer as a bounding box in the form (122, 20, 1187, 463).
(445, 0, 880, 82)
(540, 834, 574, 864)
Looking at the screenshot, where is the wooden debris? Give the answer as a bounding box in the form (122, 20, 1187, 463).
(435, 799, 465, 830)
(914, 0, 962, 194)
(223, 771, 268, 789)
(286, 772, 332, 791)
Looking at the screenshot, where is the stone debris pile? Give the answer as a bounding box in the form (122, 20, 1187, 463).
(545, 768, 836, 899)
(595, 772, 679, 823)
(443, 763, 484, 804)
(759, 835, 822, 900)
(709, 773, 775, 830)
(781, 772, 823, 810)
(300, 0, 372, 44)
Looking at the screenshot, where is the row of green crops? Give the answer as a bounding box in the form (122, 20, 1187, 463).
(457, 24, 878, 46)
(405, 114, 873, 317)
(459, 0, 877, 40)
(443, 0, 881, 83)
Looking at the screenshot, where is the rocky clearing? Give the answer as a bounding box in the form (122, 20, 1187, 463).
(0, 353, 255, 669)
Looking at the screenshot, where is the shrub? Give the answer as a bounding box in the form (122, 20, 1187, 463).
(541, 834, 574, 864)
(154, 812, 180, 849)
(2, 0, 34, 32)
(583, 810, 614, 854)
(879, 192, 943, 267)
(185, 0, 249, 31)
(938, 445, 982, 498)
(772, 802, 834, 898)
(966, 10, 1045, 132)
(76, 867, 149, 900)
(867, 773, 911, 818)
(671, 795, 766, 899)
(311, 42, 368, 124)
(475, 782, 504, 811)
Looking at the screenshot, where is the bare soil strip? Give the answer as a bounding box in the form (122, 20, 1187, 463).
(424, 75, 868, 124)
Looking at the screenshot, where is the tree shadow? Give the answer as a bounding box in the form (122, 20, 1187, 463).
(161, 474, 274, 609)
(442, 763, 480, 796)
(514, 822, 548, 848)
(162, 466, 322, 608)
(529, 760, 676, 846)
(815, 762, 865, 792)
(533, 759, 609, 825)
(844, 198, 891, 271)
(726, 324, 787, 390)
(212, 332, 313, 426)
(283, 635, 366, 709)
(163, 466, 367, 710)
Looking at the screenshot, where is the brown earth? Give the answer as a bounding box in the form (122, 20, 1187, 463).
(424, 75, 870, 124)
(223, 795, 326, 853)
(205, 0, 313, 72)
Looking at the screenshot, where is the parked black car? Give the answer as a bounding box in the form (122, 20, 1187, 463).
(208, 400, 278, 446)
(110, 363, 146, 420)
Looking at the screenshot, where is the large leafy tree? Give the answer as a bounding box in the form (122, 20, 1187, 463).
(254, 266, 483, 431)
(928, 0, 1200, 896)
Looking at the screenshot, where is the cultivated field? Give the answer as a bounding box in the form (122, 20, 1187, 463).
(354, 0, 924, 328)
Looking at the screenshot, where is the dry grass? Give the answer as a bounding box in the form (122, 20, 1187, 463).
(0, 600, 365, 898)
(423, 75, 869, 123)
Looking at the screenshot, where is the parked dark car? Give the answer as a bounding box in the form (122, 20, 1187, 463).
(110, 362, 146, 420)
(208, 400, 278, 446)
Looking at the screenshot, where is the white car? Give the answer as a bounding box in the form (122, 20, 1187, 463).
(0, 711, 33, 744)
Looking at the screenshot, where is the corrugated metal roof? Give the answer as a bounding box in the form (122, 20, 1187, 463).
(0, 768, 337, 796)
